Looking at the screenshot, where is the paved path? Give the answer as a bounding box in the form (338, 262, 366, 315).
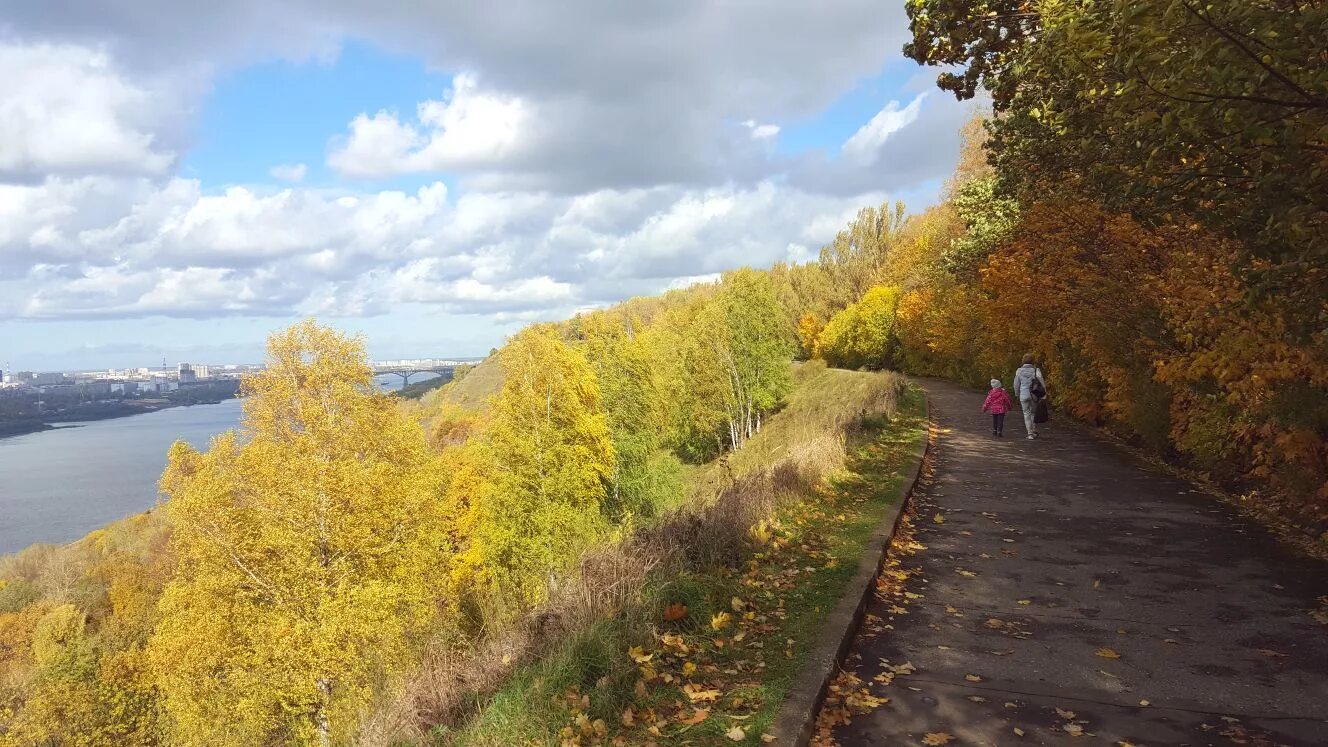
(827, 379, 1328, 746)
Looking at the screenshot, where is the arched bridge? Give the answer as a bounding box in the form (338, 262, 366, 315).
(371, 359, 474, 387)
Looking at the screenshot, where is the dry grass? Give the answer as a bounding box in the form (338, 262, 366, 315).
(359, 364, 908, 746)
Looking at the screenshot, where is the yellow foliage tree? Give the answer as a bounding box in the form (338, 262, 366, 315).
(453, 326, 616, 613)
(149, 320, 446, 746)
(817, 286, 904, 370)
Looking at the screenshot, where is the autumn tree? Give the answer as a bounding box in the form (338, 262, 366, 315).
(907, 0, 1328, 325)
(149, 320, 446, 746)
(817, 202, 906, 310)
(569, 311, 678, 521)
(716, 269, 797, 447)
(642, 289, 735, 461)
(818, 286, 904, 371)
(454, 326, 616, 611)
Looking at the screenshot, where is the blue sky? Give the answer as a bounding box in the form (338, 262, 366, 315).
(1, 2, 973, 372)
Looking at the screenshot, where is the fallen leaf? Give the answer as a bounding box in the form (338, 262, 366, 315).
(621, 708, 635, 727)
(683, 683, 721, 702)
(628, 646, 653, 663)
(1256, 648, 1287, 658)
(1013, 727, 1026, 736)
(1016, 599, 1031, 605)
(761, 735, 777, 743)
(1096, 648, 1121, 659)
(1064, 723, 1084, 736)
(1139, 699, 1150, 707)
(965, 673, 982, 682)
(664, 602, 689, 622)
(921, 733, 954, 745)
(1056, 708, 1077, 720)
(682, 661, 697, 678)
(677, 708, 710, 725)
(726, 725, 746, 741)
(933, 513, 946, 524)
(712, 611, 733, 631)
(957, 569, 977, 578)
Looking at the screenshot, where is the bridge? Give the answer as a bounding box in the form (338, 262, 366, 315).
(371, 359, 476, 387)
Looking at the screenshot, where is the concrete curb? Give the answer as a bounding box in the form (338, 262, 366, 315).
(768, 394, 933, 746)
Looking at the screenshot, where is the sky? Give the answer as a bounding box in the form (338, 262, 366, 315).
(0, 1, 978, 371)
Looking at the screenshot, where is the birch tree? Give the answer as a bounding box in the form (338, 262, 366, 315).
(149, 321, 446, 747)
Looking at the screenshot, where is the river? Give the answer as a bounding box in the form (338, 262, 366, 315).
(0, 374, 437, 555)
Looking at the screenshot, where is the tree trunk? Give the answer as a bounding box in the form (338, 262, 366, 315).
(316, 678, 332, 747)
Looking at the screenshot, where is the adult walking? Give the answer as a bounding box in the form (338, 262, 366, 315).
(1012, 354, 1047, 440)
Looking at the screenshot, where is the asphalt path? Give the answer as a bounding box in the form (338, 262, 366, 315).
(826, 379, 1328, 747)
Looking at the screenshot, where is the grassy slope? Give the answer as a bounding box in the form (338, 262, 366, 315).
(436, 371, 927, 746)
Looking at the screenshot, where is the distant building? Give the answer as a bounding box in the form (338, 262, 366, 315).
(178, 363, 197, 384)
(77, 380, 113, 398)
(32, 372, 69, 387)
(193, 364, 210, 379)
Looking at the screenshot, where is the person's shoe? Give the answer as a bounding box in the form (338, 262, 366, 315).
(1026, 434, 1036, 440)
(998, 431, 1004, 437)
(993, 429, 999, 436)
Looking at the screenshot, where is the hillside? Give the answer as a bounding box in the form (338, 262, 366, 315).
(379, 365, 926, 745)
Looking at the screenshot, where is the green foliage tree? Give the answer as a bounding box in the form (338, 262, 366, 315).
(463, 326, 616, 608)
(569, 311, 678, 521)
(941, 176, 1019, 279)
(903, 0, 1038, 107)
(149, 320, 446, 746)
(717, 269, 797, 447)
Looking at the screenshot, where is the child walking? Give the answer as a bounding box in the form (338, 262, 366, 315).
(982, 378, 1014, 437)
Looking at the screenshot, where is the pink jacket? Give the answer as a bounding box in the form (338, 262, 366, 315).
(982, 387, 1014, 414)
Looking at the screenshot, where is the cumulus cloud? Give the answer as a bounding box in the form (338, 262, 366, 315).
(742, 120, 781, 141)
(0, 175, 889, 320)
(269, 163, 307, 182)
(0, 42, 181, 181)
(7, 0, 923, 192)
(0, 0, 976, 339)
(842, 92, 928, 162)
(328, 74, 528, 178)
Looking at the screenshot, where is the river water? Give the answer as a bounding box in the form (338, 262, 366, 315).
(0, 374, 437, 555)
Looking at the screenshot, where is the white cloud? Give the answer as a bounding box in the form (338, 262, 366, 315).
(0, 175, 889, 319)
(667, 273, 720, 290)
(269, 163, 307, 182)
(0, 42, 179, 181)
(742, 120, 781, 140)
(329, 74, 529, 178)
(842, 92, 929, 163)
(0, 0, 974, 334)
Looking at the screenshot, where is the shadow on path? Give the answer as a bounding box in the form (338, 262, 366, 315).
(827, 379, 1328, 746)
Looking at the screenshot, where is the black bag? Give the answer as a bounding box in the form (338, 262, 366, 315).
(1029, 369, 1046, 399)
(1034, 397, 1051, 424)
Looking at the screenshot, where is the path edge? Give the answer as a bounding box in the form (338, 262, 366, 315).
(768, 389, 933, 746)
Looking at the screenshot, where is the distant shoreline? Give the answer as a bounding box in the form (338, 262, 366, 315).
(0, 395, 237, 441)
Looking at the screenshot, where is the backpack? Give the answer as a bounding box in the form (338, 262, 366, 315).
(1029, 368, 1046, 399)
